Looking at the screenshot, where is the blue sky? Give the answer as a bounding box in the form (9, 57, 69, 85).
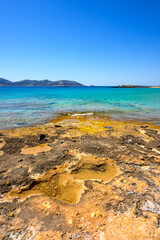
(0, 0, 160, 86)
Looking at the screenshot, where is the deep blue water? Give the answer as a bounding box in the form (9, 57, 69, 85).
(0, 87, 160, 129)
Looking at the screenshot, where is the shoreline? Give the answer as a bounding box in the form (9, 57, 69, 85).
(1, 111, 160, 130)
(0, 114, 160, 239)
(1, 87, 160, 130)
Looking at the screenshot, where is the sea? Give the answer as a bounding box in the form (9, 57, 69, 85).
(0, 87, 160, 129)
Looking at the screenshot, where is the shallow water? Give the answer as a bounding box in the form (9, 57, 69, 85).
(0, 87, 160, 128)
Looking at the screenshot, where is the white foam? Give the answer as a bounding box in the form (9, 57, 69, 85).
(71, 112, 93, 116)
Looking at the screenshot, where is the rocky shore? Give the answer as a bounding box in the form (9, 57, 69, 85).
(0, 114, 160, 239)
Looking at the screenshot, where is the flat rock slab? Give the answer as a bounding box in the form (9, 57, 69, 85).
(0, 115, 160, 239)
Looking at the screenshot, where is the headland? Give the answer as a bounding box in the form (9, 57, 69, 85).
(0, 78, 84, 87)
(113, 84, 160, 88)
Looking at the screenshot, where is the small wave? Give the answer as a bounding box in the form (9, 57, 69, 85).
(71, 112, 94, 116)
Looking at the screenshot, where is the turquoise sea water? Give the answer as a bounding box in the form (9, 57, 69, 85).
(0, 87, 160, 129)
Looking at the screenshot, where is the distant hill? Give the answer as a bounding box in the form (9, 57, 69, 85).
(0, 78, 84, 87)
(0, 78, 12, 86)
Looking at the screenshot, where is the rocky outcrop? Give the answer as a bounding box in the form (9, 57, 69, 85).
(0, 115, 160, 239)
(114, 84, 150, 88)
(114, 84, 160, 88)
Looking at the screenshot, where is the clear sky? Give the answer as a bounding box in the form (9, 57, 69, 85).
(0, 0, 160, 86)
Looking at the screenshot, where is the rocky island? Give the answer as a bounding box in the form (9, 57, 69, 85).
(0, 113, 160, 239)
(113, 84, 160, 88)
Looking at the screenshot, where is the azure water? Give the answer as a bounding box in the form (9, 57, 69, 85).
(0, 87, 160, 129)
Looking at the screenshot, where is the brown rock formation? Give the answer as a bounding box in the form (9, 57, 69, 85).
(0, 114, 160, 239)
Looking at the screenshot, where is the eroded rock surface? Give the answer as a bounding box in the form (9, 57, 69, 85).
(0, 114, 160, 239)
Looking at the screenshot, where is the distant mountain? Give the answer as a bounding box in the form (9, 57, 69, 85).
(0, 78, 84, 87)
(0, 78, 13, 86)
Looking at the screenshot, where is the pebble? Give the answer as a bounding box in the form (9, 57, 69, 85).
(91, 211, 102, 218)
(18, 159, 23, 162)
(42, 201, 51, 209)
(104, 126, 113, 129)
(56, 212, 61, 215)
(6, 180, 10, 185)
(9, 212, 14, 217)
(91, 212, 96, 218)
(68, 219, 72, 224)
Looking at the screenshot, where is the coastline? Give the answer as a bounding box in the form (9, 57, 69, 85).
(0, 87, 160, 130)
(0, 114, 160, 239)
(1, 110, 160, 130)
